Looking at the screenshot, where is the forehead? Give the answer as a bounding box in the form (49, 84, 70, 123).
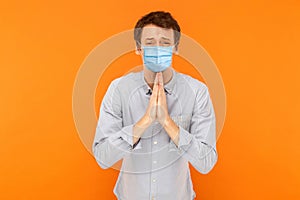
(141, 24, 174, 40)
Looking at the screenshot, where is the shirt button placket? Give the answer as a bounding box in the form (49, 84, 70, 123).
(151, 124, 159, 199)
(151, 173, 157, 199)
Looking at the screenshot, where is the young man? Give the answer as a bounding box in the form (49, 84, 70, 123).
(92, 11, 218, 200)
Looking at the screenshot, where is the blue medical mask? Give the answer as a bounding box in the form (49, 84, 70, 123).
(142, 45, 174, 72)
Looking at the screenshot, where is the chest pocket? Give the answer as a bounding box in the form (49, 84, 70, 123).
(170, 114, 192, 131)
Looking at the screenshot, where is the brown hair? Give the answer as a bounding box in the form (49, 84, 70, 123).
(134, 11, 181, 49)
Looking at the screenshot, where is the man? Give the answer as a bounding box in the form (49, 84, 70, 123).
(92, 11, 218, 200)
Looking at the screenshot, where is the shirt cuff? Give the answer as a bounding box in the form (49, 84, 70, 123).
(168, 125, 193, 152)
(120, 124, 142, 150)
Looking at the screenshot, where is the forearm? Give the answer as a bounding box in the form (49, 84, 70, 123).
(133, 116, 151, 144)
(182, 140, 218, 174)
(93, 134, 129, 169)
(167, 125, 218, 174)
(164, 117, 218, 174)
(163, 116, 180, 147)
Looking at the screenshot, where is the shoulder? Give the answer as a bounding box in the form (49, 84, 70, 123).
(176, 71, 208, 94)
(109, 70, 140, 84)
(109, 71, 143, 93)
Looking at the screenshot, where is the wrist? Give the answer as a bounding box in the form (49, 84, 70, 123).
(163, 116, 180, 145)
(139, 115, 152, 128)
(163, 116, 172, 128)
(133, 117, 150, 142)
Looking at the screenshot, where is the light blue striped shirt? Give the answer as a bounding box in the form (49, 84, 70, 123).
(92, 68, 218, 200)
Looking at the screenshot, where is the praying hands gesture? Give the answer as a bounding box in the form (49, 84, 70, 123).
(146, 72, 169, 125)
(133, 72, 180, 146)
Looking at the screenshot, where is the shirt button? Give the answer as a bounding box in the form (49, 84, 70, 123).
(153, 141, 158, 145)
(153, 160, 157, 164)
(152, 179, 156, 182)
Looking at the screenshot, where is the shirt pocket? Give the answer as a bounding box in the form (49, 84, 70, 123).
(169, 114, 192, 131)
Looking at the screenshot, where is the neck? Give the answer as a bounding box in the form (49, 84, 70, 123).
(144, 67, 173, 89)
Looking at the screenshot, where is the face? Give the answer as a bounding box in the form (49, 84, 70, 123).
(136, 24, 178, 55)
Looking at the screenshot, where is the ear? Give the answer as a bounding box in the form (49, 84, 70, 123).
(173, 45, 179, 55)
(135, 46, 142, 55)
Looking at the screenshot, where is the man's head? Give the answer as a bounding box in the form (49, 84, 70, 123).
(134, 11, 181, 73)
(134, 11, 181, 54)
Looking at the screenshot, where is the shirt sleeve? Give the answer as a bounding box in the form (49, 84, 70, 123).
(168, 84, 218, 174)
(92, 79, 142, 170)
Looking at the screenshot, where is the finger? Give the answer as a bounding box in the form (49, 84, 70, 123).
(157, 73, 163, 94)
(157, 86, 161, 106)
(153, 73, 159, 91)
(158, 76, 164, 96)
(158, 83, 166, 106)
(150, 73, 159, 102)
(158, 72, 163, 87)
(155, 72, 159, 82)
(157, 83, 164, 105)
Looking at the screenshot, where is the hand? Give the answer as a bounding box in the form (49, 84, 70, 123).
(136, 72, 178, 146)
(156, 72, 170, 126)
(156, 72, 179, 146)
(143, 72, 160, 126)
(133, 73, 159, 144)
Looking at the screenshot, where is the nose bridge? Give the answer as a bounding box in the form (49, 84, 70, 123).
(156, 33, 164, 46)
(154, 39, 163, 47)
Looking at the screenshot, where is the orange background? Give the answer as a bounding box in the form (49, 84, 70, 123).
(1, 0, 300, 199)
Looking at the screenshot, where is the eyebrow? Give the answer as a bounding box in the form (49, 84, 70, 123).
(161, 37, 171, 41)
(145, 37, 171, 41)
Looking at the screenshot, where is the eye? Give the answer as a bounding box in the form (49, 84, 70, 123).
(145, 41, 155, 46)
(160, 41, 171, 46)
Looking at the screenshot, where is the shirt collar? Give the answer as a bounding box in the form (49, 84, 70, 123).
(141, 68, 177, 95)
